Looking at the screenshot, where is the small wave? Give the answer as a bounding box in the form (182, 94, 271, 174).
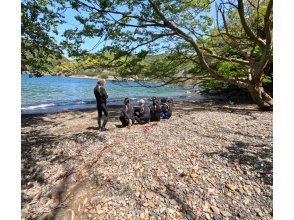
(21, 94, 201, 114)
(21, 103, 55, 110)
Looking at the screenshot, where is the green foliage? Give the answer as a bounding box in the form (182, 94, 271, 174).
(51, 53, 118, 78)
(201, 80, 229, 89)
(99, 72, 110, 79)
(21, 39, 64, 75)
(262, 75, 272, 84)
(21, 0, 64, 74)
(217, 61, 247, 77)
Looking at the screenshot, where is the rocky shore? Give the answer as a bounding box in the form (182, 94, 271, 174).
(21, 100, 272, 220)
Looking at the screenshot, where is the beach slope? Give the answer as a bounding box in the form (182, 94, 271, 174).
(21, 101, 272, 219)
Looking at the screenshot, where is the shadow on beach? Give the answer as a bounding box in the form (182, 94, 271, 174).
(204, 140, 273, 185)
(21, 99, 272, 219)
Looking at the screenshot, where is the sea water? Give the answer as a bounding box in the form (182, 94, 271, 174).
(21, 74, 204, 114)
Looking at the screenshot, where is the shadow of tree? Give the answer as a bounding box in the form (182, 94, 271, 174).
(174, 100, 262, 119)
(204, 140, 272, 185)
(21, 115, 79, 208)
(21, 138, 65, 207)
(22, 117, 61, 183)
(151, 176, 197, 220)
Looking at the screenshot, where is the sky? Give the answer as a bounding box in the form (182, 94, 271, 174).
(49, 1, 218, 59)
(51, 3, 132, 57)
(51, 7, 101, 57)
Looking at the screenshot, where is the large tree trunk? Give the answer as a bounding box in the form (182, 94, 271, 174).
(248, 84, 273, 111)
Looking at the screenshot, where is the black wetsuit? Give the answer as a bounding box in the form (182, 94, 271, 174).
(134, 105, 150, 124)
(120, 104, 135, 127)
(161, 102, 172, 119)
(94, 84, 108, 128)
(150, 101, 161, 121)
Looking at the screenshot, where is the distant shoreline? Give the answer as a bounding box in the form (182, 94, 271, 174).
(67, 74, 137, 82)
(25, 72, 200, 87)
(63, 74, 194, 86)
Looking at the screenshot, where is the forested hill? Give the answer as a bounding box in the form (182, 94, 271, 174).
(21, 39, 65, 76)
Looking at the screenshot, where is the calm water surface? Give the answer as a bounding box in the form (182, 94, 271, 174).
(21, 74, 204, 114)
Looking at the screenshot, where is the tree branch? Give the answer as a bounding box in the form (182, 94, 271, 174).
(237, 0, 266, 48)
(76, 0, 164, 27)
(217, 3, 249, 59)
(203, 53, 250, 66)
(149, 0, 249, 89)
(254, 0, 273, 82)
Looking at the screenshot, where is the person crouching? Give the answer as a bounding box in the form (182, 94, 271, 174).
(134, 99, 150, 124)
(149, 96, 161, 122)
(119, 98, 135, 128)
(160, 98, 172, 119)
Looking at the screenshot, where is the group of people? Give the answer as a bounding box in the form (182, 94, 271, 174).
(94, 79, 173, 131)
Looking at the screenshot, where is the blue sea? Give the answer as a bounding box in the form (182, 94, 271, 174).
(21, 74, 205, 114)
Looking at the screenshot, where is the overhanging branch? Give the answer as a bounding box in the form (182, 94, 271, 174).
(237, 0, 266, 48)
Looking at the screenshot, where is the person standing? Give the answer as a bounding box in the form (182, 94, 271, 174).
(94, 79, 109, 131)
(119, 98, 135, 128)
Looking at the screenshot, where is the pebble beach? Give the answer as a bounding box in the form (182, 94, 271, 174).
(21, 100, 273, 220)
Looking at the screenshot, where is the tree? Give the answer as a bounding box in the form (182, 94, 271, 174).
(60, 0, 273, 110)
(22, 0, 272, 109)
(21, 0, 64, 75)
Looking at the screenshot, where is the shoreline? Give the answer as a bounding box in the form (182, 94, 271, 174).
(21, 94, 238, 116)
(67, 74, 136, 82)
